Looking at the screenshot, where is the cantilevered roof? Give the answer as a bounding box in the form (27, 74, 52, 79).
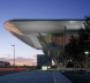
(5, 19, 85, 49)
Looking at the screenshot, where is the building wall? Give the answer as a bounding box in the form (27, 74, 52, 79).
(0, 61, 10, 67)
(37, 55, 52, 68)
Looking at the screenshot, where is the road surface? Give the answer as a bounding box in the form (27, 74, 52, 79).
(0, 70, 72, 83)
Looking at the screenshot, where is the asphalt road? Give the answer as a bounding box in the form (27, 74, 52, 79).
(0, 70, 72, 83)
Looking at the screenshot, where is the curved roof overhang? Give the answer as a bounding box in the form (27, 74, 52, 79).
(4, 19, 85, 49)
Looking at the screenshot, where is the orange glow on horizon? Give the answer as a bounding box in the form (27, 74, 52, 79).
(8, 58, 37, 66)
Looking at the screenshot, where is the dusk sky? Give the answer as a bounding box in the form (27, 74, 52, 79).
(0, 0, 90, 60)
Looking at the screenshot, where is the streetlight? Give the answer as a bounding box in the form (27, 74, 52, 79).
(11, 45, 15, 67)
(84, 51, 89, 69)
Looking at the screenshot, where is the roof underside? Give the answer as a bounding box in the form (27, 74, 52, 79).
(5, 20, 85, 49)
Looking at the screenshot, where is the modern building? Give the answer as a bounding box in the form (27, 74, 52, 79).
(37, 55, 52, 69)
(5, 19, 87, 67)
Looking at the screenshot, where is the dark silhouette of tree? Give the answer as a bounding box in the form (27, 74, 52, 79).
(64, 17, 90, 68)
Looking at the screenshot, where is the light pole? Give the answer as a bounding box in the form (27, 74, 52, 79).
(84, 51, 89, 69)
(11, 45, 15, 67)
